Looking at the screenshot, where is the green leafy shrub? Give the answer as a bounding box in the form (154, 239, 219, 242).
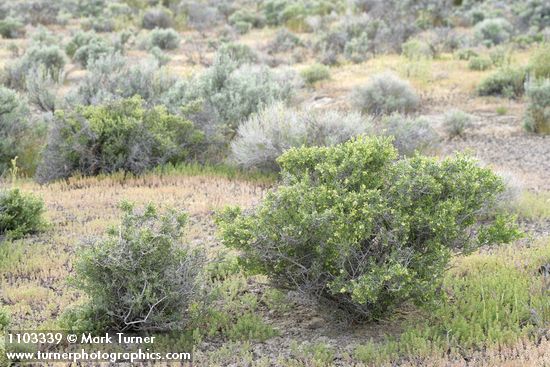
(352, 72, 419, 115)
(231, 102, 371, 171)
(300, 63, 330, 86)
(0, 188, 46, 240)
(148, 28, 180, 50)
(0, 17, 25, 39)
(468, 56, 492, 71)
(0, 307, 9, 331)
(66, 202, 204, 332)
(474, 18, 513, 46)
(524, 78, 550, 134)
(443, 109, 472, 138)
(528, 43, 550, 79)
(217, 136, 520, 320)
(476, 67, 526, 98)
(37, 96, 203, 183)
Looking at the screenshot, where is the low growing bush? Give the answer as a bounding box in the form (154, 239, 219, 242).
(0, 188, 46, 240)
(352, 72, 419, 115)
(468, 56, 492, 71)
(142, 6, 172, 30)
(66, 202, 204, 332)
(66, 54, 177, 107)
(443, 109, 472, 138)
(528, 43, 550, 79)
(231, 103, 371, 171)
(66, 31, 112, 68)
(217, 137, 519, 320)
(0, 17, 25, 39)
(378, 114, 439, 156)
(37, 96, 203, 183)
(474, 18, 513, 46)
(3, 44, 65, 90)
(0, 87, 42, 174)
(524, 78, 550, 134)
(476, 67, 526, 98)
(300, 63, 330, 86)
(148, 28, 180, 50)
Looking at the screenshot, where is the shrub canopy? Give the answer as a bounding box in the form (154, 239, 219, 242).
(217, 136, 520, 319)
(37, 96, 204, 183)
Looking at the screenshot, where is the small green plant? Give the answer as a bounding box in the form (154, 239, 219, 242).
(468, 56, 492, 71)
(65, 202, 204, 332)
(474, 18, 513, 46)
(443, 109, 472, 138)
(0, 17, 25, 39)
(300, 63, 330, 86)
(352, 72, 419, 115)
(148, 28, 180, 50)
(217, 136, 520, 320)
(227, 313, 277, 341)
(477, 67, 526, 98)
(262, 289, 291, 313)
(524, 78, 550, 134)
(528, 43, 550, 79)
(0, 188, 46, 240)
(496, 106, 508, 115)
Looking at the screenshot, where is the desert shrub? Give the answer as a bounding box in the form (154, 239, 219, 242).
(148, 28, 180, 50)
(0, 17, 25, 39)
(25, 66, 57, 112)
(528, 43, 550, 79)
(3, 44, 65, 90)
(66, 202, 204, 332)
(263, 0, 342, 30)
(228, 9, 264, 34)
(300, 63, 330, 85)
(142, 6, 172, 29)
(37, 96, 203, 183)
(12, 0, 61, 25)
(190, 54, 297, 132)
(378, 114, 439, 156)
(0, 87, 42, 174)
(402, 39, 433, 60)
(352, 72, 419, 116)
(468, 56, 492, 71)
(0, 188, 46, 240)
(267, 28, 302, 53)
(524, 78, 550, 134)
(66, 54, 177, 107)
(73, 38, 113, 68)
(474, 18, 513, 46)
(231, 103, 371, 171)
(476, 67, 526, 98)
(65, 31, 113, 68)
(443, 109, 472, 138)
(216, 42, 258, 65)
(455, 48, 479, 60)
(217, 136, 519, 320)
(85, 16, 116, 33)
(343, 32, 371, 63)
